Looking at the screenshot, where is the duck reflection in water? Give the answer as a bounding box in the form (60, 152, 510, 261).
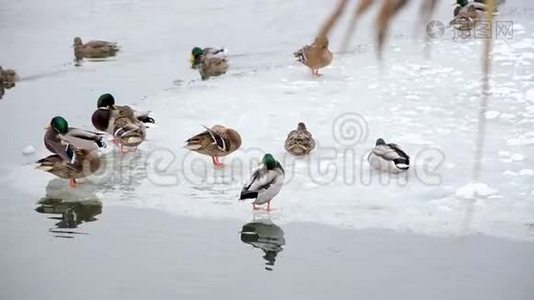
(240, 218, 285, 271)
(35, 179, 102, 234)
(36, 198, 102, 229)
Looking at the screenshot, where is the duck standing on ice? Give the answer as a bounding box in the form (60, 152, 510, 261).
(184, 125, 241, 168)
(239, 154, 285, 211)
(91, 93, 155, 152)
(37, 116, 106, 187)
(293, 35, 333, 76)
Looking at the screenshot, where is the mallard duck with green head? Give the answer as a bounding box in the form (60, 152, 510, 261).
(184, 125, 241, 168)
(38, 116, 105, 187)
(190, 47, 227, 69)
(284, 122, 316, 156)
(91, 93, 154, 152)
(92, 93, 155, 132)
(73, 37, 119, 61)
(239, 154, 285, 211)
(190, 47, 229, 80)
(44, 116, 106, 158)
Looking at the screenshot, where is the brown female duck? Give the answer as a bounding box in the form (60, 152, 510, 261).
(284, 122, 316, 156)
(184, 125, 241, 168)
(73, 37, 119, 60)
(293, 36, 333, 76)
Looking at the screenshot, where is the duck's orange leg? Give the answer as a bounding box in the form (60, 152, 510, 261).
(69, 178, 77, 188)
(212, 156, 224, 168)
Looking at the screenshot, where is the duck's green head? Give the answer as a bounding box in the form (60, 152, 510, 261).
(376, 138, 386, 146)
(191, 47, 203, 58)
(190, 47, 203, 66)
(97, 93, 115, 108)
(50, 116, 68, 134)
(262, 153, 277, 170)
(457, 0, 468, 7)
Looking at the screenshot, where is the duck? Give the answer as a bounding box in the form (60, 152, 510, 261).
(450, 0, 497, 31)
(454, 0, 502, 16)
(38, 116, 105, 187)
(0, 66, 18, 99)
(239, 154, 285, 211)
(199, 57, 229, 81)
(284, 122, 316, 156)
(73, 37, 119, 60)
(112, 107, 147, 151)
(91, 93, 155, 132)
(190, 47, 227, 69)
(294, 35, 333, 76)
(36, 148, 102, 188)
(0, 66, 18, 89)
(184, 125, 241, 168)
(44, 116, 106, 162)
(91, 93, 154, 152)
(367, 138, 410, 173)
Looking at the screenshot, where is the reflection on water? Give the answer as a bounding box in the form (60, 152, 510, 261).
(35, 179, 102, 237)
(36, 198, 102, 229)
(240, 218, 285, 271)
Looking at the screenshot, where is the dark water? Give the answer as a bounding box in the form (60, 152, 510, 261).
(2, 183, 534, 299)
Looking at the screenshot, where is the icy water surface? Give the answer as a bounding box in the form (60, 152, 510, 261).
(1, 0, 534, 299)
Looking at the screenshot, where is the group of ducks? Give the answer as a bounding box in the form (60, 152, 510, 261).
(38, 93, 155, 187)
(1, 0, 501, 99)
(73, 34, 334, 80)
(23, 33, 339, 211)
(186, 37, 335, 79)
(30, 12, 418, 211)
(36, 91, 410, 211)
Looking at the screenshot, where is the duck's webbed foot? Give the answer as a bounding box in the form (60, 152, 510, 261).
(69, 178, 77, 188)
(211, 156, 224, 168)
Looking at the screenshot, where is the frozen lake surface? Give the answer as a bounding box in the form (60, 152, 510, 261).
(1, 0, 534, 299)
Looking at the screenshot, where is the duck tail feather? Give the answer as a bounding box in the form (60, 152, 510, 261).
(239, 191, 258, 200)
